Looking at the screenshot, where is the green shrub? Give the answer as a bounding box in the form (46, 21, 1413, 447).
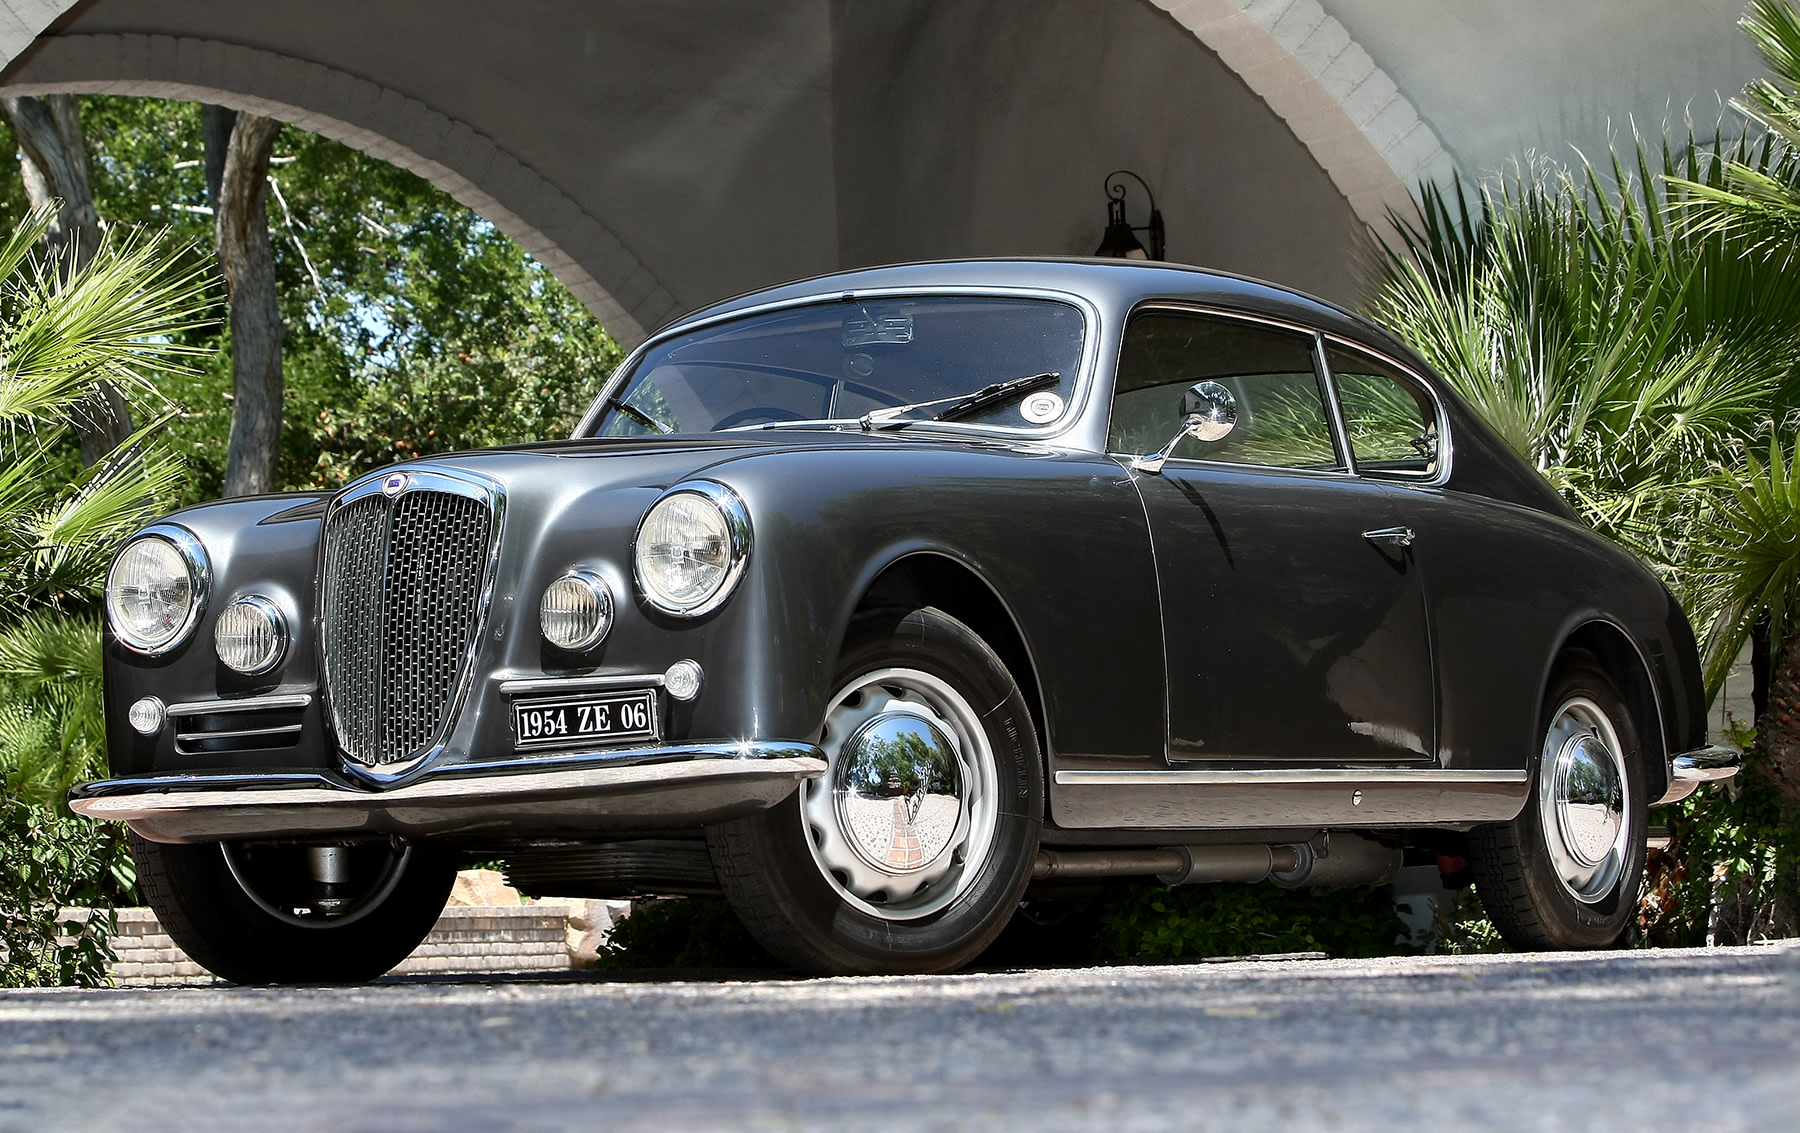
(593, 897, 779, 971)
(1641, 751, 1800, 945)
(0, 793, 134, 986)
(1090, 881, 1415, 963)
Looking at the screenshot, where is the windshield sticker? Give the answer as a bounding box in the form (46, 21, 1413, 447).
(843, 309, 914, 346)
(1020, 391, 1064, 423)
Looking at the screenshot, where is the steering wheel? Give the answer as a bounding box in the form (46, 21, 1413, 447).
(714, 406, 808, 430)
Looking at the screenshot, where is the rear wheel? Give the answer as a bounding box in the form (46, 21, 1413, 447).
(132, 834, 456, 984)
(1469, 652, 1647, 949)
(708, 607, 1043, 974)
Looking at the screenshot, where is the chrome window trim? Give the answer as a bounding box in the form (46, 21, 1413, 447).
(1313, 332, 1357, 475)
(1105, 302, 1355, 477)
(574, 285, 1104, 443)
(633, 479, 753, 618)
(317, 465, 507, 787)
(1317, 333, 1455, 488)
(107, 523, 212, 656)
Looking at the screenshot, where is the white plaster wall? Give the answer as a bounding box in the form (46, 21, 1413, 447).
(1325, 0, 1768, 180)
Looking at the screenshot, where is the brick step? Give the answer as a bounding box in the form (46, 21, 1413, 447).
(63, 893, 629, 985)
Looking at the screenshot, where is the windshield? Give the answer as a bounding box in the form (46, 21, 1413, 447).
(586, 296, 1086, 436)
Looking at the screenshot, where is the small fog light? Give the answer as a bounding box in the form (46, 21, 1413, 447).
(127, 696, 165, 736)
(540, 571, 613, 651)
(664, 659, 703, 702)
(213, 595, 289, 675)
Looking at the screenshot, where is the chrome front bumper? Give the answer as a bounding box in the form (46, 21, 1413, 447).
(70, 742, 826, 844)
(1655, 745, 1743, 806)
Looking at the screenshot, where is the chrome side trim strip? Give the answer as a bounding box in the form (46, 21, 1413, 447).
(167, 693, 313, 715)
(498, 673, 666, 694)
(1055, 767, 1528, 786)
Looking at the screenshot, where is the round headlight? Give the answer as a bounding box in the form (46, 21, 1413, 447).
(214, 595, 289, 675)
(633, 482, 751, 617)
(540, 571, 614, 651)
(105, 528, 209, 654)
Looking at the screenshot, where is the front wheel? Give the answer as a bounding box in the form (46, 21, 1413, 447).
(132, 834, 457, 984)
(708, 607, 1044, 974)
(1469, 652, 1648, 949)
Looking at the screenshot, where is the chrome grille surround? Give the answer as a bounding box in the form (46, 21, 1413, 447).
(319, 468, 503, 774)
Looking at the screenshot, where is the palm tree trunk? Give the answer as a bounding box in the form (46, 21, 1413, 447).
(1754, 629, 1800, 808)
(215, 113, 285, 497)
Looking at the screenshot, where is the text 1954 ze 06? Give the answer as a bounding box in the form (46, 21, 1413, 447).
(511, 690, 658, 751)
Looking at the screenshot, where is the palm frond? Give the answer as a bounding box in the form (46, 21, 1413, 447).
(0, 224, 214, 433)
(1689, 437, 1800, 697)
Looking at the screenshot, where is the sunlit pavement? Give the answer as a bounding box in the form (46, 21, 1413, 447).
(3, 944, 1796, 1132)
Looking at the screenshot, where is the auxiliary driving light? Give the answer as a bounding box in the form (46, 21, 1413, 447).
(213, 595, 289, 675)
(540, 570, 614, 651)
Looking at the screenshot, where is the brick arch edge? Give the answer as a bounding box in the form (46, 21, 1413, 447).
(1149, 0, 1456, 234)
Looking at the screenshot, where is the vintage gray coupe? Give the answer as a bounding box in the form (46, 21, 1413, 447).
(74, 259, 1739, 981)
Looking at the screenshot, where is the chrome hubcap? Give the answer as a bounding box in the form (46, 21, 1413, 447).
(1537, 696, 1630, 904)
(802, 667, 997, 920)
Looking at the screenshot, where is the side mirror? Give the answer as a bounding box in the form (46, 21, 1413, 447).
(1131, 381, 1237, 474)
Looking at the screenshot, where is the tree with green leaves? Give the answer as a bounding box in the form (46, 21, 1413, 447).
(0, 208, 213, 987)
(1365, 0, 1800, 945)
(1672, 0, 1800, 820)
(1369, 142, 1800, 567)
(43, 97, 622, 502)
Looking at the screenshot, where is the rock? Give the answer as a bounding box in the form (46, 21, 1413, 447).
(448, 869, 525, 908)
(559, 899, 631, 967)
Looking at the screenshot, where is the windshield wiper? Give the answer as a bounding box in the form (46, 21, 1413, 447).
(720, 418, 857, 432)
(860, 371, 1062, 431)
(606, 397, 673, 435)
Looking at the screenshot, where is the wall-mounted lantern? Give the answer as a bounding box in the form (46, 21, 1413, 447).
(1094, 170, 1165, 261)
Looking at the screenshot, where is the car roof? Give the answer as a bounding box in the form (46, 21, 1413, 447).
(661, 257, 1413, 359)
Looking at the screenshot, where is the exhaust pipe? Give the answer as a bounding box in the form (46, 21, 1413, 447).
(1031, 833, 1401, 889)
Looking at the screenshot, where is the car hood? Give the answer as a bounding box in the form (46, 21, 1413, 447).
(404, 429, 1068, 492)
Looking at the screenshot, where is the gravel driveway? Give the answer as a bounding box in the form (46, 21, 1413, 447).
(3, 944, 1795, 1132)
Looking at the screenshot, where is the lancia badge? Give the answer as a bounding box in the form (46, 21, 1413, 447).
(382, 473, 409, 497)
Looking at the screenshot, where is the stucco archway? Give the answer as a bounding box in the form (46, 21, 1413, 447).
(0, 1, 1762, 341)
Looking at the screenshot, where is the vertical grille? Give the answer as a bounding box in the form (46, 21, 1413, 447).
(321, 488, 494, 766)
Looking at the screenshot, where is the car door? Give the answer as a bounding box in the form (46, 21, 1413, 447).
(1111, 309, 1437, 766)
(1319, 338, 1536, 776)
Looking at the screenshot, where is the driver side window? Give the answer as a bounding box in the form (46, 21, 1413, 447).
(1108, 311, 1342, 471)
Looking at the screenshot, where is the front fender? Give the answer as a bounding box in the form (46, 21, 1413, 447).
(710, 443, 1166, 769)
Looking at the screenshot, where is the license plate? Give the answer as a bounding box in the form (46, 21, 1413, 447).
(511, 690, 659, 751)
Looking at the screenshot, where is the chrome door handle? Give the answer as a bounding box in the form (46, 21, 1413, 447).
(1362, 526, 1415, 548)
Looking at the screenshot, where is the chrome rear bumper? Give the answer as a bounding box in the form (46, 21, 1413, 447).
(1655, 744, 1742, 806)
(70, 742, 826, 844)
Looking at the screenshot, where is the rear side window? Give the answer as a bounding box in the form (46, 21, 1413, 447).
(1325, 345, 1441, 479)
(1108, 311, 1342, 471)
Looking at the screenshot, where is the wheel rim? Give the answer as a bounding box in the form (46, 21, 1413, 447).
(1536, 696, 1631, 904)
(221, 842, 413, 929)
(801, 666, 999, 921)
